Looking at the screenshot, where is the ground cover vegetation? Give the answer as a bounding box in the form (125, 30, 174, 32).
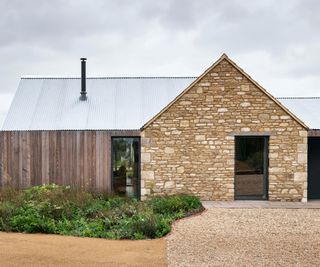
(0, 184, 203, 239)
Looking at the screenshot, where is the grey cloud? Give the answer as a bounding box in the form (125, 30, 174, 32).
(0, 0, 319, 108)
(0, 0, 153, 48)
(195, 1, 304, 53)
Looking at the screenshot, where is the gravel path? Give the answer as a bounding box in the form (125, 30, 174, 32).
(167, 208, 320, 267)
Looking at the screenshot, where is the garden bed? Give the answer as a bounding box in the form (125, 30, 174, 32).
(0, 184, 204, 240)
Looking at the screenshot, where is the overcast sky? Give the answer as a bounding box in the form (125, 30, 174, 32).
(1, 0, 320, 125)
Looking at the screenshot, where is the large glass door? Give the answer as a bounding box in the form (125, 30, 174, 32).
(112, 137, 140, 198)
(308, 137, 320, 199)
(235, 136, 268, 200)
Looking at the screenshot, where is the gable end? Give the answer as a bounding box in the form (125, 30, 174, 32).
(141, 54, 308, 130)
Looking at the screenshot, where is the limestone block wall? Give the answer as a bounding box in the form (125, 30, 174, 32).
(141, 58, 308, 201)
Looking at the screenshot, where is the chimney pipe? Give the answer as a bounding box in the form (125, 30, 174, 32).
(80, 58, 87, 101)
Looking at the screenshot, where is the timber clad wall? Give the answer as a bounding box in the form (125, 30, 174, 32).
(0, 130, 139, 191)
(141, 58, 308, 201)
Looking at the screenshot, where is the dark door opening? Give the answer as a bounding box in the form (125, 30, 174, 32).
(235, 136, 269, 200)
(308, 137, 320, 199)
(112, 137, 140, 198)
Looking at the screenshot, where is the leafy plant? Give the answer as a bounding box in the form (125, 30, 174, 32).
(0, 185, 203, 239)
(148, 194, 203, 217)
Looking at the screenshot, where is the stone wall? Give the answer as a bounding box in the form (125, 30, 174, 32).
(141, 57, 308, 201)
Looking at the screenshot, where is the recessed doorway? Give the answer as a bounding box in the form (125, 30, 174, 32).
(308, 137, 320, 199)
(235, 136, 269, 200)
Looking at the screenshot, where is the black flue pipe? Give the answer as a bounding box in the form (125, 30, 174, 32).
(80, 58, 87, 101)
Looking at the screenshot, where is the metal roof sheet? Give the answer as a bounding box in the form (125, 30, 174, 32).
(2, 77, 320, 131)
(2, 77, 196, 131)
(277, 97, 320, 130)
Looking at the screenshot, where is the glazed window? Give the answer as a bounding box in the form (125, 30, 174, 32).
(112, 137, 140, 198)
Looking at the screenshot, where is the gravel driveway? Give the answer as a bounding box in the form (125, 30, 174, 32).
(167, 208, 320, 267)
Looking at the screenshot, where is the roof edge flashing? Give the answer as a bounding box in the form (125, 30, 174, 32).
(20, 76, 198, 80)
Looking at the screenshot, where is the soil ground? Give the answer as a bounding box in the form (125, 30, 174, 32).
(0, 232, 166, 267)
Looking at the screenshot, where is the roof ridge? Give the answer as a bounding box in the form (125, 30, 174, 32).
(21, 76, 198, 79)
(277, 96, 320, 99)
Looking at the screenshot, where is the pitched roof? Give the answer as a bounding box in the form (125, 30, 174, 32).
(2, 54, 318, 131)
(141, 54, 308, 130)
(2, 77, 196, 131)
(277, 97, 320, 130)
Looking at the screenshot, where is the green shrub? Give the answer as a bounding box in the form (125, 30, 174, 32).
(10, 204, 57, 233)
(148, 194, 203, 217)
(0, 201, 16, 231)
(131, 212, 172, 239)
(0, 184, 203, 239)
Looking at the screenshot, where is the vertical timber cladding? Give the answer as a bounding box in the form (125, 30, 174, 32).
(141, 57, 308, 201)
(0, 130, 140, 192)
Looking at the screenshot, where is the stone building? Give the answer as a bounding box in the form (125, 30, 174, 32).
(1, 54, 320, 201)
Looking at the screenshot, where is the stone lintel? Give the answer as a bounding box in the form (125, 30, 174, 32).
(229, 132, 276, 136)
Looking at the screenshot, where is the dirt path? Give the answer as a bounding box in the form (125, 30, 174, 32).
(0, 232, 166, 267)
(167, 208, 320, 267)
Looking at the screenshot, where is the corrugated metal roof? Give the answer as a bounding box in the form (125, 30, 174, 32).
(277, 97, 320, 130)
(2, 77, 320, 130)
(2, 77, 196, 131)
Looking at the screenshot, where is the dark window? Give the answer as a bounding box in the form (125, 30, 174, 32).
(112, 137, 140, 198)
(235, 136, 268, 200)
(308, 137, 320, 199)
